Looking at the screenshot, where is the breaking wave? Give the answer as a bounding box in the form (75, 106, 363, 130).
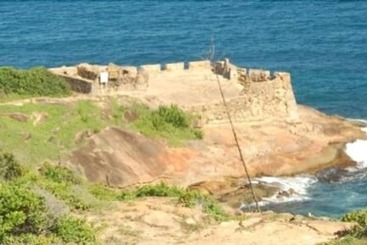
(243, 122, 367, 210)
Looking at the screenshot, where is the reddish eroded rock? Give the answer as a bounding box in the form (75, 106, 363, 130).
(67, 103, 365, 190)
(68, 127, 192, 187)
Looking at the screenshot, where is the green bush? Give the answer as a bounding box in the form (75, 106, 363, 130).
(133, 104, 203, 144)
(0, 66, 71, 97)
(37, 180, 91, 211)
(88, 184, 121, 201)
(135, 182, 183, 198)
(39, 162, 80, 185)
(37, 163, 91, 210)
(0, 183, 48, 242)
(2, 233, 60, 245)
(52, 216, 96, 244)
(155, 105, 189, 128)
(202, 202, 229, 222)
(0, 152, 23, 181)
(341, 209, 367, 238)
(105, 182, 229, 222)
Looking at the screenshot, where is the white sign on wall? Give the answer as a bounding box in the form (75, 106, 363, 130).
(100, 71, 109, 84)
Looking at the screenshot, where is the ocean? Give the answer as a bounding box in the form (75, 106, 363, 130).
(0, 1, 366, 218)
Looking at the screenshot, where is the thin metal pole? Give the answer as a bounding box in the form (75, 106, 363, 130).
(213, 71, 260, 212)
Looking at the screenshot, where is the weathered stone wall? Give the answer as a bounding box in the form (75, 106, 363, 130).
(60, 75, 92, 94)
(165, 62, 185, 71)
(50, 59, 299, 123)
(188, 72, 299, 123)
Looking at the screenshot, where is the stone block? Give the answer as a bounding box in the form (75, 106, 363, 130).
(274, 72, 291, 83)
(140, 64, 162, 73)
(107, 64, 122, 80)
(165, 62, 185, 71)
(249, 69, 271, 82)
(188, 60, 211, 70)
(121, 66, 138, 77)
(76, 63, 99, 81)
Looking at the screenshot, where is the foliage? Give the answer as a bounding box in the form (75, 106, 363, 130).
(0, 66, 71, 97)
(327, 237, 367, 245)
(135, 181, 184, 198)
(0, 183, 48, 243)
(0, 101, 107, 164)
(132, 104, 203, 145)
(341, 209, 367, 238)
(0, 152, 23, 181)
(155, 105, 189, 128)
(52, 216, 96, 244)
(2, 233, 61, 245)
(0, 157, 96, 243)
(90, 182, 229, 221)
(202, 202, 229, 222)
(0, 100, 203, 165)
(39, 162, 80, 185)
(88, 183, 121, 201)
(37, 180, 91, 211)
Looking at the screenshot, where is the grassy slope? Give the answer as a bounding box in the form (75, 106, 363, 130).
(0, 98, 202, 166)
(0, 101, 107, 165)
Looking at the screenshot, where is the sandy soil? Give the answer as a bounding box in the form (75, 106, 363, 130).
(81, 197, 353, 245)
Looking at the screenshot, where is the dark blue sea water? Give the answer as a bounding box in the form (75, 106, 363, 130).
(1, 1, 366, 217)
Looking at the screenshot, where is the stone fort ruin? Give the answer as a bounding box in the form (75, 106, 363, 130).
(49, 59, 299, 124)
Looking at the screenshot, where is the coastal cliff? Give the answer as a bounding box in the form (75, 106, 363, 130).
(1, 61, 365, 244)
(51, 60, 365, 190)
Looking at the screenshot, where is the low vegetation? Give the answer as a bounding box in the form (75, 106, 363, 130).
(90, 181, 229, 222)
(0, 99, 202, 165)
(129, 103, 203, 144)
(325, 209, 367, 244)
(0, 66, 71, 99)
(0, 154, 96, 244)
(0, 152, 229, 244)
(340, 209, 367, 238)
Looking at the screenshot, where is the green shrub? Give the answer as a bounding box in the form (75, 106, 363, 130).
(0, 152, 23, 181)
(202, 201, 229, 222)
(341, 209, 367, 238)
(116, 182, 229, 222)
(37, 180, 91, 211)
(133, 104, 203, 144)
(178, 189, 204, 207)
(2, 233, 60, 245)
(0, 183, 48, 242)
(39, 162, 80, 185)
(155, 105, 189, 128)
(135, 182, 183, 198)
(88, 184, 121, 201)
(0, 66, 71, 97)
(52, 216, 96, 244)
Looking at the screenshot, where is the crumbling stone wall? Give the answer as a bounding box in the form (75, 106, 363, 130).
(77, 64, 99, 81)
(189, 71, 299, 123)
(50, 59, 299, 123)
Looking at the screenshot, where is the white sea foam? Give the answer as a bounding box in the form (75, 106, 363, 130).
(345, 124, 367, 170)
(244, 175, 318, 207)
(243, 121, 367, 209)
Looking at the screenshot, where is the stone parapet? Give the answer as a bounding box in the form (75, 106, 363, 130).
(140, 64, 162, 73)
(49, 59, 299, 123)
(188, 60, 211, 70)
(165, 62, 185, 71)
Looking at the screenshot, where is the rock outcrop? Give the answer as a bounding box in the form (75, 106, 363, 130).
(68, 102, 365, 188)
(83, 197, 355, 245)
